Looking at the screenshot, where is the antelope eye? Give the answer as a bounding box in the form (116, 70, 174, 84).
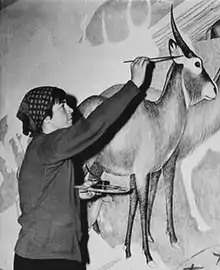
(195, 61, 201, 68)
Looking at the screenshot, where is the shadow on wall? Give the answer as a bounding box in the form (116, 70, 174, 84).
(66, 94, 84, 125)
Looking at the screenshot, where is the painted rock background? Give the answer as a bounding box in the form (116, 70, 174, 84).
(1, 0, 220, 269)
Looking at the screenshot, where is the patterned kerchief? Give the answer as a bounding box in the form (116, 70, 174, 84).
(16, 87, 54, 135)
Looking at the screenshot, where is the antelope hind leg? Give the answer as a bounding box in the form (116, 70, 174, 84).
(137, 174, 154, 265)
(147, 170, 162, 243)
(124, 174, 138, 259)
(163, 152, 180, 249)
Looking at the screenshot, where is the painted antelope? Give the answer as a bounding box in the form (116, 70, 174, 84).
(90, 66, 220, 244)
(144, 67, 220, 245)
(98, 70, 220, 245)
(78, 7, 217, 265)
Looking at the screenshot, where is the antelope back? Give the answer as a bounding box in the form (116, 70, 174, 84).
(78, 95, 105, 118)
(101, 84, 161, 101)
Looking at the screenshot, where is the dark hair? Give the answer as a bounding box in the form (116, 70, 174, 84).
(44, 87, 67, 119)
(23, 87, 67, 137)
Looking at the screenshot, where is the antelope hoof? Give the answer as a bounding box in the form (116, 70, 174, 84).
(148, 259, 156, 268)
(123, 245, 131, 259)
(147, 234, 155, 243)
(167, 231, 179, 248)
(171, 241, 181, 250)
(125, 250, 131, 259)
(144, 252, 154, 267)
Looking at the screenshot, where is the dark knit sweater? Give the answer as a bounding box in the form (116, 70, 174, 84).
(15, 80, 141, 261)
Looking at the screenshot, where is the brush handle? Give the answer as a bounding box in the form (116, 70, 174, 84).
(123, 55, 183, 64)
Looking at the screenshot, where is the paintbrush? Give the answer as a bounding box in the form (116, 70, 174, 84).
(123, 55, 183, 64)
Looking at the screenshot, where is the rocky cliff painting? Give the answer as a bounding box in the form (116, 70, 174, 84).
(0, 0, 220, 270)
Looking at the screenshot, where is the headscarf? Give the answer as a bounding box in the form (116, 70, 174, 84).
(16, 86, 54, 136)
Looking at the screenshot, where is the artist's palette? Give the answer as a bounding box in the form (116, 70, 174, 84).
(74, 183, 130, 194)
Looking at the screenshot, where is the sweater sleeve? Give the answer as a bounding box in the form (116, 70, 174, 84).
(38, 80, 143, 164)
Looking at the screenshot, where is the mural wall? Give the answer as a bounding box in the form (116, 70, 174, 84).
(0, 0, 220, 269)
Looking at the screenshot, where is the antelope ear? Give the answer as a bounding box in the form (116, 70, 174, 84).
(168, 39, 184, 64)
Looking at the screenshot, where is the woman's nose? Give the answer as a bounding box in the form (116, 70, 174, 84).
(65, 104, 73, 114)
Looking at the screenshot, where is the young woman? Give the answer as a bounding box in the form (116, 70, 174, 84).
(14, 57, 151, 270)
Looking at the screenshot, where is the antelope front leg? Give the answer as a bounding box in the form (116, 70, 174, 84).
(163, 152, 179, 248)
(124, 174, 138, 259)
(137, 174, 154, 265)
(147, 170, 162, 243)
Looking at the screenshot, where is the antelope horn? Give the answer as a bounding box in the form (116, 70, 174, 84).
(170, 5, 195, 58)
(213, 67, 220, 82)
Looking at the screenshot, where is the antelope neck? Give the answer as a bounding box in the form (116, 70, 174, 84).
(156, 64, 187, 116)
